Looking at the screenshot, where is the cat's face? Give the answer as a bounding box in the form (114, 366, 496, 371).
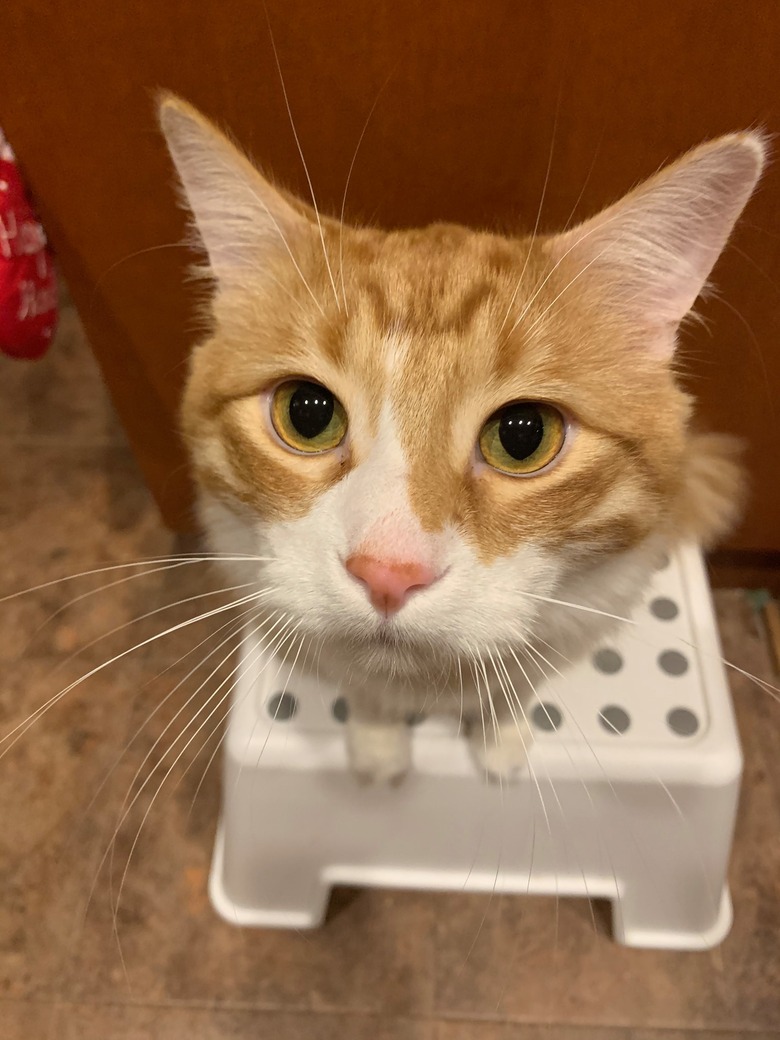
(160, 97, 763, 674)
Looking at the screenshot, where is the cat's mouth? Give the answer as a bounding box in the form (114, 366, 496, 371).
(357, 615, 445, 657)
(370, 624, 404, 646)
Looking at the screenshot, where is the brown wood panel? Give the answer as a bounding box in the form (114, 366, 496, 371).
(0, 0, 778, 546)
(708, 551, 780, 595)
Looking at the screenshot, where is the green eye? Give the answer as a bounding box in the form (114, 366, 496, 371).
(479, 401, 566, 475)
(271, 380, 347, 454)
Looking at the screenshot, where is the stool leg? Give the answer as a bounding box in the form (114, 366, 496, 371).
(602, 777, 739, 950)
(612, 875, 732, 950)
(211, 824, 331, 928)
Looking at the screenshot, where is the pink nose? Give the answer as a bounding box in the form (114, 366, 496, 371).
(345, 554, 437, 616)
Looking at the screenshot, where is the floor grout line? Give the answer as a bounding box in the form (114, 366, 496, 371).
(1, 996, 776, 1035)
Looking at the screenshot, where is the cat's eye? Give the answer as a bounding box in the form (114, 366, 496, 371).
(479, 401, 566, 475)
(270, 380, 348, 454)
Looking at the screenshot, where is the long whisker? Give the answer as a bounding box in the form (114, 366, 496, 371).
(0, 581, 263, 755)
(516, 588, 636, 625)
(191, 625, 309, 818)
(92, 612, 291, 937)
(0, 590, 266, 762)
(109, 617, 303, 951)
(505, 647, 600, 938)
(456, 656, 465, 738)
(466, 649, 491, 787)
(503, 207, 626, 340)
(497, 103, 559, 335)
(79, 604, 260, 825)
(560, 128, 605, 235)
(244, 182, 327, 317)
(227, 620, 306, 807)
(678, 637, 780, 706)
(459, 651, 508, 969)
(520, 636, 718, 925)
(264, 6, 341, 310)
(101, 614, 285, 934)
(0, 553, 269, 605)
(105, 617, 281, 957)
(490, 651, 563, 988)
(521, 587, 780, 707)
(89, 242, 185, 312)
(103, 610, 263, 952)
(519, 247, 609, 339)
(114, 610, 286, 844)
(490, 651, 551, 835)
(23, 576, 261, 692)
(23, 559, 209, 651)
(337, 72, 394, 313)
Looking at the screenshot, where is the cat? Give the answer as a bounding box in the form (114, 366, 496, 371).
(158, 94, 764, 785)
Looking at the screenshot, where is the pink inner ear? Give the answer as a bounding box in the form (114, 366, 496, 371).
(160, 98, 307, 283)
(547, 134, 766, 353)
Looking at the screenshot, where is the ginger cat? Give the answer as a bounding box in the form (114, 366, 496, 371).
(159, 96, 763, 783)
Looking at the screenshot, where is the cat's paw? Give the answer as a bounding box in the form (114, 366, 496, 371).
(347, 720, 411, 786)
(469, 718, 533, 783)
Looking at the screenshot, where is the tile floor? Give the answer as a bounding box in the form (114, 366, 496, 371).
(0, 305, 779, 1039)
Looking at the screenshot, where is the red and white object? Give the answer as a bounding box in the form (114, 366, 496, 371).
(0, 129, 57, 360)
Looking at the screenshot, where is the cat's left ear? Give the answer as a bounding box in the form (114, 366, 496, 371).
(547, 133, 767, 356)
(158, 93, 307, 286)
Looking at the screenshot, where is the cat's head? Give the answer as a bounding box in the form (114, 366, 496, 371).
(159, 96, 764, 674)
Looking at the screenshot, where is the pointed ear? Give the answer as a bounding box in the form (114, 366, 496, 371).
(157, 93, 305, 284)
(548, 133, 767, 354)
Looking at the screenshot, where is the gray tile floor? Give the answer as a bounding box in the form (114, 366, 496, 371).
(1, 305, 778, 1038)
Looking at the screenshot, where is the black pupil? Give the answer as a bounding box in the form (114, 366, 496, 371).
(498, 404, 545, 460)
(289, 382, 335, 439)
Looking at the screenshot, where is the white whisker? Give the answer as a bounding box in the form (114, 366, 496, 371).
(80, 606, 258, 825)
(503, 207, 626, 339)
(109, 616, 304, 948)
(517, 588, 636, 625)
(116, 610, 285, 835)
(0, 553, 269, 605)
(497, 108, 559, 335)
(32, 580, 263, 697)
(337, 75, 392, 313)
(244, 184, 327, 317)
(264, 10, 341, 310)
(0, 590, 266, 761)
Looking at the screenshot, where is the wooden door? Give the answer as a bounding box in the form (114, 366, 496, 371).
(1, 0, 778, 572)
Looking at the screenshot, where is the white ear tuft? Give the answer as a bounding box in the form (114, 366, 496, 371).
(158, 94, 304, 284)
(549, 132, 767, 352)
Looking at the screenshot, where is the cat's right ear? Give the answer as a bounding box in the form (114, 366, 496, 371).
(158, 93, 305, 285)
(545, 132, 766, 358)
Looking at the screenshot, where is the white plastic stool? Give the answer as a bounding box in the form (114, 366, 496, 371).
(209, 544, 742, 950)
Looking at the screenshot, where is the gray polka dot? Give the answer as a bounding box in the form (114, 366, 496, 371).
(267, 692, 297, 721)
(650, 596, 679, 621)
(658, 650, 689, 676)
(599, 705, 631, 734)
(667, 707, 699, 736)
(593, 648, 623, 675)
(655, 551, 671, 571)
(532, 702, 563, 732)
(332, 697, 349, 723)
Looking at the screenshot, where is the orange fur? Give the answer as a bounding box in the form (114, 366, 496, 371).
(161, 96, 761, 568)
(157, 96, 768, 781)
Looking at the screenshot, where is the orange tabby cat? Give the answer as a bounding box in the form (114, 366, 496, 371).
(159, 95, 763, 783)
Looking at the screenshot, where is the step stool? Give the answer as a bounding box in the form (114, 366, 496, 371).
(209, 544, 742, 950)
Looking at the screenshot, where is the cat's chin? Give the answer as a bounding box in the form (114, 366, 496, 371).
(350, 626, 444, 668)
(297, 619, 456, 685)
